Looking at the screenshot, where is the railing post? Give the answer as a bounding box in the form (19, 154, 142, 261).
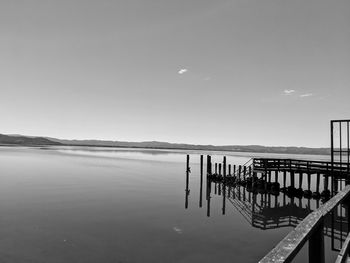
(309, 219, 325, 263)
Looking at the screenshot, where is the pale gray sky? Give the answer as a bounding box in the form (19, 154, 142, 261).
(1, 0, 349, 147)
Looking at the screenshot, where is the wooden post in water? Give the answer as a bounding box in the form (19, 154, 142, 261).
(208, 156, 212, 176)
(243, 166, 247, 180)
(316, 173, 320, 193)
(283, 171, 287, 188)
(206, 155, 210, 177)
(291, 171, 295, 188)
(185, 155, 190, 209)
(186, 154, 190, 172)
(307, 173, 311, 191)
(275, 171, 278, 183)
(238, 165, 242, 181)
(215, 163, 218, 174)
(324, 175, 329, 191)
(228, 165, 231, 176)
(200, 155, 203, 176)
(299, 173, 303, 189)
(219, 163, 222, 176)
(223, 156, 226, 179)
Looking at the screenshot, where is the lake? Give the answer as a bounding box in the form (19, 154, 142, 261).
(0, 146, 341, 262)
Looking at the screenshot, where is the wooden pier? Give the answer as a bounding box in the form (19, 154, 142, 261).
(185, 119, 350, 262)
(199, 156, 350, 201)
(253, 158, 350, 176)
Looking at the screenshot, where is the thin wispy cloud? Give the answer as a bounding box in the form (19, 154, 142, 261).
(283, 89, 296, 95)
(178, 68, 188, 74)
(300, 93, 313, 98)
(173, 227, 183, 234)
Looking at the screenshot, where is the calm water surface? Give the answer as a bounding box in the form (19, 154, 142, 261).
(0, 146, 338, 262)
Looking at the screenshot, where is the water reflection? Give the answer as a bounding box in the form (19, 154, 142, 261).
(185, 166, 350, 255)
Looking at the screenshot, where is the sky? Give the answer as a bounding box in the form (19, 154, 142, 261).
(0, 0, 349, 147)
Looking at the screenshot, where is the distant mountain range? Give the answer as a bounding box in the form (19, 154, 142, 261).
(0, 133, 330, 155)
(0, 134, 61, 146)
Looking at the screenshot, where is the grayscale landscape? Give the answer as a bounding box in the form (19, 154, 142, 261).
(0, 1, 349, 263)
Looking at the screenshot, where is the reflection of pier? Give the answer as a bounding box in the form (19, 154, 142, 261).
(206, 181, 349, 244)
(227, 185, 312, 230)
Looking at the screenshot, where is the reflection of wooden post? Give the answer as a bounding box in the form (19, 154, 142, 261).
(274, 195, 277, 208)
(275, 171, 278, 183)
(222, 183, 226, 215)
(206, 180, 211, 217)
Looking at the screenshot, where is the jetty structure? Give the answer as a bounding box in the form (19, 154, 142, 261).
(185, 119, 350, 262)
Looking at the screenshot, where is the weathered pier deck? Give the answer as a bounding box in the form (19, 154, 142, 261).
(253, 158, 350, 177)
